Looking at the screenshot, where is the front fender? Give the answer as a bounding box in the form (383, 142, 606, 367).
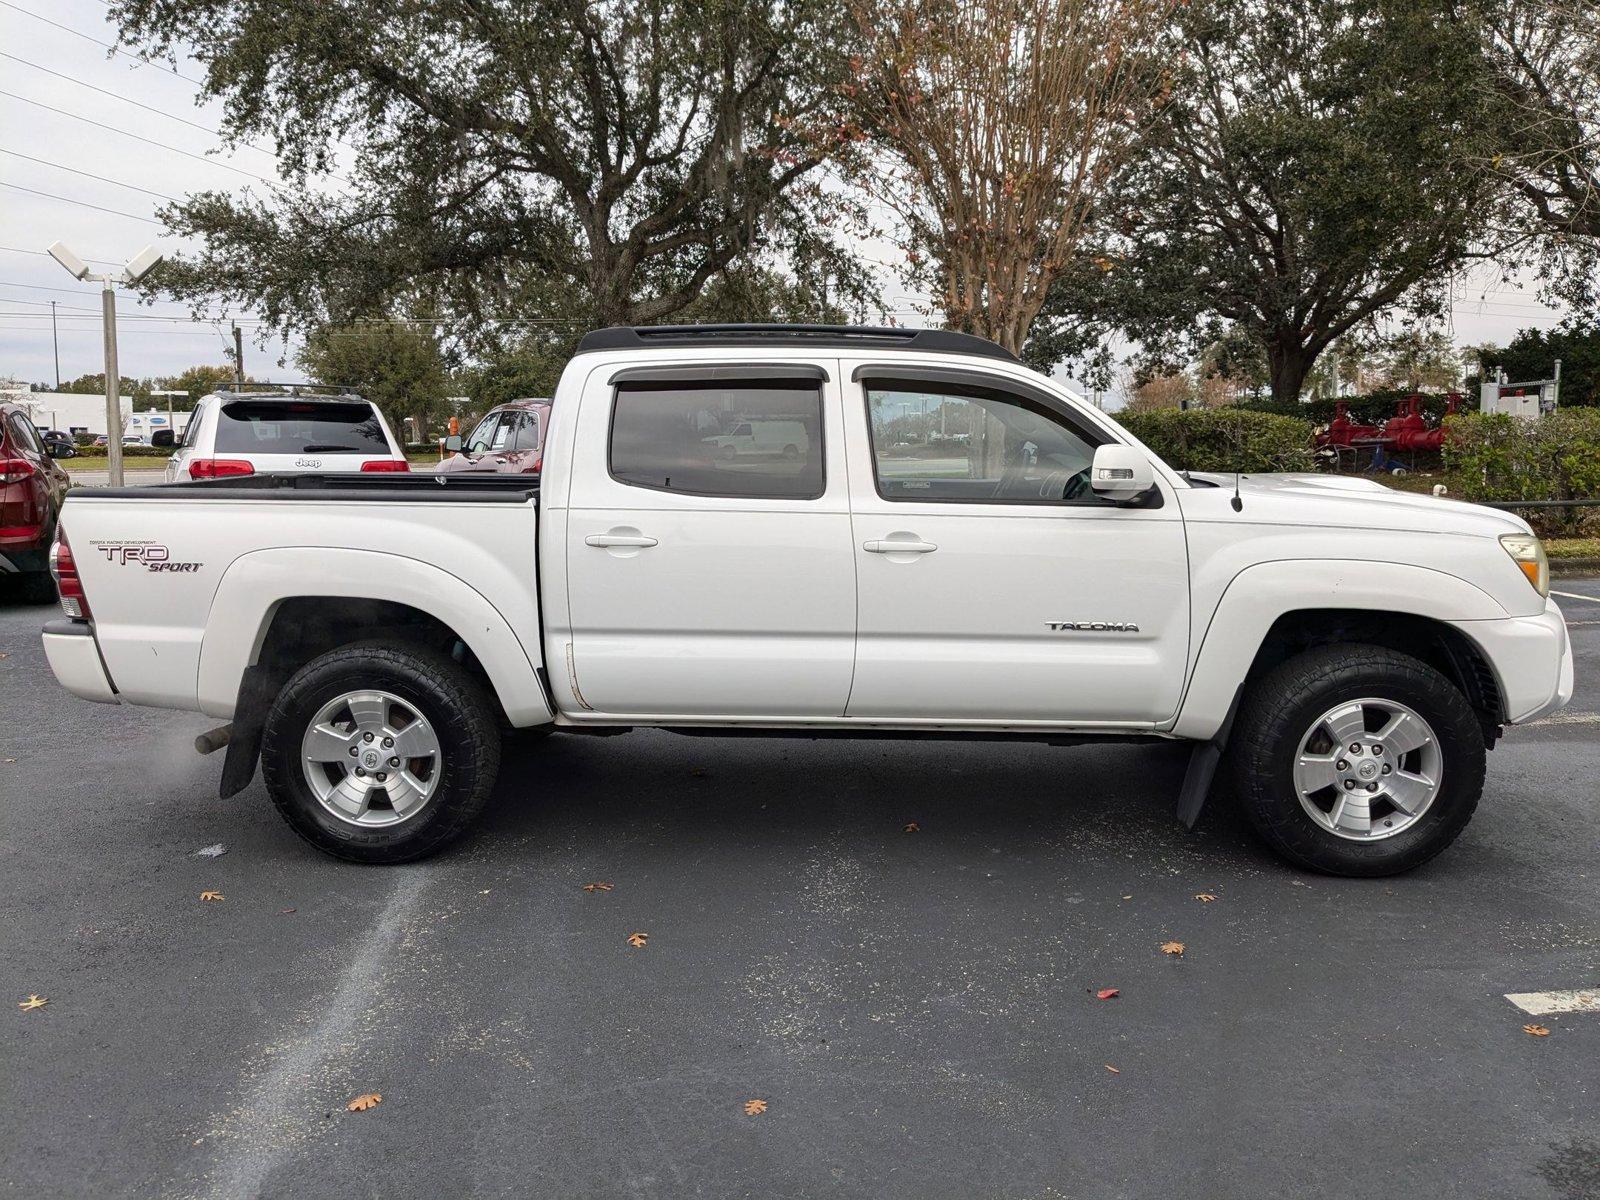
(197, 547, 553, 726)
(1170, 559, 1507, 741)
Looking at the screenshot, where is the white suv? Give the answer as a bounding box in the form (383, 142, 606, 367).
(166, 392, 408, 481)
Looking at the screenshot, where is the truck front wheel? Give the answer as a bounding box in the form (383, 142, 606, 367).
(1229, 644, 1486, 877)
(260, 641, 502, 863)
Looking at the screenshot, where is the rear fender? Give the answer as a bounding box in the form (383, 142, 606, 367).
(198, 547, 553, 726)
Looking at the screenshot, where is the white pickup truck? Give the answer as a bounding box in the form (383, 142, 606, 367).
(41, 325, 1574, 875)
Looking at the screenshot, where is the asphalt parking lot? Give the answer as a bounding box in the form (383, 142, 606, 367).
(3, 581, 1597, 1200)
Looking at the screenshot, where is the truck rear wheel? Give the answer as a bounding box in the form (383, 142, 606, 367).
(260, 641, 501, 863)
(1229, 644, 1485, 877)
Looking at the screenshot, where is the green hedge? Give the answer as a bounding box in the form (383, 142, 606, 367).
(1443, 410, 1600, 535)
(1117, 408, 1317, 473)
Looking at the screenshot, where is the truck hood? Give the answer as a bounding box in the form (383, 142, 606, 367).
(1183, 472, 1532, 537)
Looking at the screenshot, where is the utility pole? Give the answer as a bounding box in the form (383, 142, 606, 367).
(48, 242, 165, 488)
(50, 300, 60, 388)
(232, 323, 244, 390)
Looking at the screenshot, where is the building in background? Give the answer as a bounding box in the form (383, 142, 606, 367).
(5, 388, 135, 438)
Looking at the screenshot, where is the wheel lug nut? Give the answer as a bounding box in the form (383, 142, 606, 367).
(1349, 743, 1362, 754)
(1366, 783, 1378, 792)
(1372, 745, 1382, 756)
(1382, 764, 1392, 774)
(376, 772, 388, 782)
(349, 746, 359, 757)
(355, 767, 365, 776)
(363, 732, 374, 742)
(382, 737, 393, 748)
(388, 757, 399, 767)
(1336, 759, 1349, 771)
(1344, 780, 1356, 790)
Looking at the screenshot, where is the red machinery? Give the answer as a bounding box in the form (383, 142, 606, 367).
(1317, 400, 1383, 450)
(1315, 393, 1463, 458)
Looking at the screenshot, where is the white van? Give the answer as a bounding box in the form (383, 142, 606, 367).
(702, 419, 811, 460)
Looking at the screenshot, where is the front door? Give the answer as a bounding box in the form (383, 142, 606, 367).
(842, 366, 1190, 727)
(561, 361, 856, 719)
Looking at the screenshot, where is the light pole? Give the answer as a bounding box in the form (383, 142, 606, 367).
(47, 242, 165, 487)
(149, 388, 188, 443)
(50, 300, 60, 388)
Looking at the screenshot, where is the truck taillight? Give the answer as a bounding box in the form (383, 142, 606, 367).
(360, 459, 410, 473)
(50, 528, 90, 620)
(0, 456, 35, 484)
(188, 458, 255, 479)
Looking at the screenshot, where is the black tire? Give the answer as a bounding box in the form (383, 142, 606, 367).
(260, 641, 502, 863)
(1229, 644, 1485, 877)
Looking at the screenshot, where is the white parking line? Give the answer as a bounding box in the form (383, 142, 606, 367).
(1551, 589, 1600, 603)
(1522, 711, 1600, 727)
(1505, 989, 1600, 1016)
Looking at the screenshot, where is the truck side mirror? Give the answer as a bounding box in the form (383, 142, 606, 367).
(444, 435, 463, 452)
(1090, 444, 1155, 503)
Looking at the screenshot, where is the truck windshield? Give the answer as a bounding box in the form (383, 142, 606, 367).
(215, 401, 389, 455)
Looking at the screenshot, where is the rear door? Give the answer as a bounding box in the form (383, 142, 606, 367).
(560, 360, 855, 718)
(841, 363, 1190, 727)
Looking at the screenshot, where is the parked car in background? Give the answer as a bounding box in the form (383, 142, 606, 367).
(1, 400, 70, 600)
(436, 399, 551, 476)
(39, 431, 77, 459)
(166, 392, 409, 481)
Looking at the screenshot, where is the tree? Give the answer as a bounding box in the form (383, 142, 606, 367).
(1476, 0, 1600, 309)
(1368, 325, 1462, 392)
(298, 322, 449, 437)
(841, 0, 1172, 354)
(113, 0, 873, 345)
(56, 374, 151, 403)
(154, 364, 240, 406)
(1034, 0, 1505, 403)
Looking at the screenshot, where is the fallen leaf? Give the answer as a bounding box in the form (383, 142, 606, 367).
(1096, 988, 1120, 1000)
(0, 651, 9, 659)
(744, 1099, 768, 1115)
(903, 822, 920, 833)
(1121, 895, 1133, 901)
(280, 908, 297, 914)
(690, 767, 709, 777)
(627, 932, 648, 948)
(479, 889, 491, 895)
(18, 995, 48, 1012)
(1104, 1064, 1120, 1074)
(582, 882, 614, 893)
(1523, 1024, 1551, 1037)
(1160, 940, 1185, 956)
(346, 1093, 382, 1112)
(1, 758, 15, 765)
(199, 891, 224, 902)
(1194, 893, 1217, 903)
(194, 844, 227, 858)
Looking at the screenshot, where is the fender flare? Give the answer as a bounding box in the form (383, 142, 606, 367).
(1170, 559, 1507, 742)
(196, 547, 554, 726)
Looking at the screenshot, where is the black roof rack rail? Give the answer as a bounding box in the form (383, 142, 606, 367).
(576, 323, 1018, 363)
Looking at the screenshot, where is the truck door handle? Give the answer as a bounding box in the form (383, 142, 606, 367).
(863, 538, 938, 554)
(586, 532, 659, 549)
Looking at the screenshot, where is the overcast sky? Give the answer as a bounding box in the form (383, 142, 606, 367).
(0, 0, 1577, 399)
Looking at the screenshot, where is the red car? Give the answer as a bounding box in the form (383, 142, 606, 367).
(1, 401, 71, 601)
(437, 399, 551, 475)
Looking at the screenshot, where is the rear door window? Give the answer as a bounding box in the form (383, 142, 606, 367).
(213, 401, 390, 455)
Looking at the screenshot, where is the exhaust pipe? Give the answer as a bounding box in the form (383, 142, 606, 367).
(194, 725, 232, 755)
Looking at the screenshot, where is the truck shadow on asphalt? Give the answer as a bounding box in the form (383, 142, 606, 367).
(471, 727, 1280, 875)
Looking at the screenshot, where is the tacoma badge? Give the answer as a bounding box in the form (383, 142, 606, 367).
(1048, 621, 1140, 632)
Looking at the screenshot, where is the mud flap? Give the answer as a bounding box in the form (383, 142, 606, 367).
(219, 665, 277, 799)
(1175, 686, 1242, 830)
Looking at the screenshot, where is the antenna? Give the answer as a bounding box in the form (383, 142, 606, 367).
(1230, 403, 1244, 511)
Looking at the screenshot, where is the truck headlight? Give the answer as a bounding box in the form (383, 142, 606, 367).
(1499, 533, 1549, 598)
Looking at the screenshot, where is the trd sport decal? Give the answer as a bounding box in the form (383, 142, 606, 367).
(92, 542, 202, 573)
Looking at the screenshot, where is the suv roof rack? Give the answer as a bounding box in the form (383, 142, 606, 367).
(576, 324, 1018, 363)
